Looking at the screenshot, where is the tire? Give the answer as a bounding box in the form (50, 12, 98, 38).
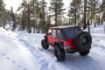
(79, 50, 90, 56)
(41, 39, 49, 49)
(74, 32, 92, 51)
(54, 43, 65, 61)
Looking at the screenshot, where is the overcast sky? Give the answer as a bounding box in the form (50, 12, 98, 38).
(3, 0, 71, 13)
(4, 0, 22, 12)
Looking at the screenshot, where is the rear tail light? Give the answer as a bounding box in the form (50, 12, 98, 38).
(66, 39, 76, 49)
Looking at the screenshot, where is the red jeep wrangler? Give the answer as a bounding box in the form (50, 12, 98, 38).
(41, 26, 92, 61)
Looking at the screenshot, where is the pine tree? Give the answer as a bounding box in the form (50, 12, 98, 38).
(49, 0, 64, 26)
(68, 0, 82, 25)
(29, 0, 40, 33)
(87, 0, 98, 26)
(0, 0, 6, 27)
(10, 7, 17, 31)
(18, 0, 31, 33)
(18, 0, 27, 30)
(20, 10, 27, 31)
(18, 0, 48, 33)
(39, 0, 47, 32)
(100, 0, 105, 22)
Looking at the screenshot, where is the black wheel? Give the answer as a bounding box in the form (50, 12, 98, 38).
(41, 39, 49, 49)
(54, 43, 65, 61)
(74, 32, 92, 51)
(79, 50, 90, 56)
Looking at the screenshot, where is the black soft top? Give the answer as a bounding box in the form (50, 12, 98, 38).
(50, 25, 79, 29)
(49, 25, 82, 40)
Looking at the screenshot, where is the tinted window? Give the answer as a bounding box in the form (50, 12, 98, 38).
(60, 27, 82, 40)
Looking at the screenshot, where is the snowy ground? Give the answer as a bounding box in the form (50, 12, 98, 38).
(0, 28, 39, 70)
(0, 24, 105, 70)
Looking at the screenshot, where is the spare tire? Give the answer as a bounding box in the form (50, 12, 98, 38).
(74, 32, 92, 51)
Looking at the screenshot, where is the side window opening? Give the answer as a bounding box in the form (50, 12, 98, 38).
(52, 29, 56, 36)
(56, 30, 63, 39)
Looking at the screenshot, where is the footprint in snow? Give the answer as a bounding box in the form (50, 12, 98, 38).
(1, 52, 28, 70)
(18, 65, 22, 68)
(1, 52, 6, 56)
(23, 68, 27, 70)
(6, 57, 10, 60)
(12, 60, 16, 63)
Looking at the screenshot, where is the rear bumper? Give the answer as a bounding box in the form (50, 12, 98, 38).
(64, 46, 77, 50)
(64, 46, 78, 53)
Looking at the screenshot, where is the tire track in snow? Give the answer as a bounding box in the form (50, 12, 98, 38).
(19, 39, 56, 70)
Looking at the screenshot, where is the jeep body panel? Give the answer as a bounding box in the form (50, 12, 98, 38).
(47, 26, 81, 49)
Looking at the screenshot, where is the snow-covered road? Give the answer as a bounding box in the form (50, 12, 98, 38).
(17, 24, 105, 70)
(0, 24, 105, 70)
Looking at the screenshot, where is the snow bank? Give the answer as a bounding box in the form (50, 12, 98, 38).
(0, 28, 39, 70)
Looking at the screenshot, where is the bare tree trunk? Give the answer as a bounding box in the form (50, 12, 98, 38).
(87, 20, 90, 33)
(33, 1, 36, 33)
(55, 0, 58, 26)
(42, 0, 45, 25)
(87, 9, 90, 34)
(104, 26, 105, 33)
(90, 5, 93, 25)
(74, 8, 77, 25)
(69, 18, 71, 24)
(27, 4, 31, 33)
(41, 0, 46, 32)
(99, 12, 101, 24)
(55, 14, 58, 26)
(83, 0, 87, 29)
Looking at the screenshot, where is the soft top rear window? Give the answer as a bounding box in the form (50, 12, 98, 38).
(60, 27, 81, 40)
